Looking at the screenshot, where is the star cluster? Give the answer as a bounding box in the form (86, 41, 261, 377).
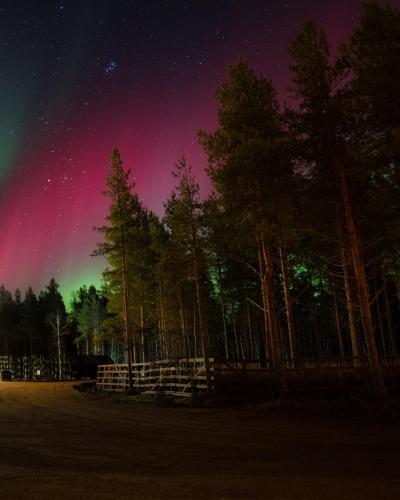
(1, 0, 395, 303)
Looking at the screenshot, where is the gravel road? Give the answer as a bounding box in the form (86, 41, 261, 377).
(0, 381, 399, 499)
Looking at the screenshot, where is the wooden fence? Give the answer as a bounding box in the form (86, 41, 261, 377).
(97, 356, 400, 397)
(96, 358, 213, 397)
(213, 357, 400, 396)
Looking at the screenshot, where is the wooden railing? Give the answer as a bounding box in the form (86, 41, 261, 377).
(97, 356, 400, 397)
(97, 358, 214, 397)
(213, 356, 400, 395)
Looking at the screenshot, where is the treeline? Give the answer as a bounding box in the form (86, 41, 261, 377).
(0, 279, 71, 359)
(0, 279, 110, 363)
(93, 2, 400, 394)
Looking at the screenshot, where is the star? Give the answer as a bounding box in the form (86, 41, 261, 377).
(104, 60, 117, 76)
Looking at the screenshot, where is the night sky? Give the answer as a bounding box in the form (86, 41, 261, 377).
(1, 0, 397, 304)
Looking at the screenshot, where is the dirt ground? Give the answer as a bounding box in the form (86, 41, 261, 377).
(0, 382, 399, 500)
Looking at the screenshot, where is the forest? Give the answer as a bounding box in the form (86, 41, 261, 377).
(1, 1, 400, 396)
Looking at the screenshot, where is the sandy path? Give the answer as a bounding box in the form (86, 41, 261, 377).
(0, 382, 399, 499)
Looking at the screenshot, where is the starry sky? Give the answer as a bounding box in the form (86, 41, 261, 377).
(1, 0, 398, 305)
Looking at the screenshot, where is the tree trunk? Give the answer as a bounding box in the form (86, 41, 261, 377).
(396, 275, 400, 303)
(159, 284, 167, 360)
(246, 301, 254, 359)
(373, 275, 387, 357)
(195, 274, 212, 393)
(382, 271, 396, 355)
(331, 276, 344, 357)
(191, 221, 212, 393)
(260, 240, 288, 395)
(339, 222, 359, 364)
(233, 317, 240, 360)
(278, 246, 296, 366)
(314, 313, 322, 358)
(178, 287, 189, 359)
(193, 303, 197, 358)
(140, 276, 145, 363)
(115, 176, 134, 391)
(217, 260, 229, 359)
(121, 254, 133, 392)
(338, 164, 386, 395)
(56, 312, 62, 381)
(258, 246, 271, 364)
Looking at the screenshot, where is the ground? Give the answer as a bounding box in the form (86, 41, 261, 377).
(0, 382, 399, 500)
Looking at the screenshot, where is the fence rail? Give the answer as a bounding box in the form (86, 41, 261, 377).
(96, 358, 214, 397)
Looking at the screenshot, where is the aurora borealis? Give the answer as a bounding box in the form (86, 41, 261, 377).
(1, 0, 396, 304)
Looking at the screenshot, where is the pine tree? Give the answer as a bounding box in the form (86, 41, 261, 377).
(94, 149, 144, 391)
(164, 157, 213, 392)
(72, 286, 107, 355)
(288, 20, 387, 394)
(199, 61, 298, 393)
